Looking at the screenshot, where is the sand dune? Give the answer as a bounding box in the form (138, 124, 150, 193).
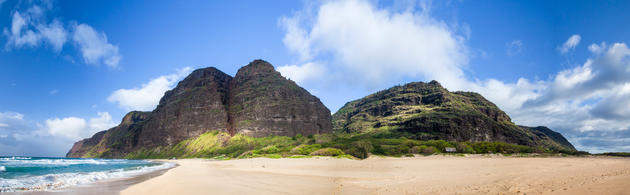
(121, 156, 630, 195)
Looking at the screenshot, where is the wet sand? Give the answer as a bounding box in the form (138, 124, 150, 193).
(121, 156, 630, 195)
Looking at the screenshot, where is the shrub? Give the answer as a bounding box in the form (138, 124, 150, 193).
(421, 146, 438, 155)
(290, 144, 322, 155)
(379, 144, 409, 156)
(264, 154, 282, 159)
(345, 140, 373, 159)
(260, 145, 280, 154)
(423, 140, 454, 152)
(455, 143, 474, 153)
(310, 148, 345, 156)
(410, 145, 423, 154)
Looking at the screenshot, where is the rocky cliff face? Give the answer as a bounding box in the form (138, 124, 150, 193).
(332, 81, 576, 151)
(228, 60, 332, 137)
(139, 67, 232, 149)
(67, 60, 332, 158)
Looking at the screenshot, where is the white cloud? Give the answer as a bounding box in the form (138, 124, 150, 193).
(108, 67, 193, 111)
(72, 24, 121, 68)
(3, 5, 68, 52)
(0, 123, 7, 127)
(588, 42, 605, 54)
(45, 117, 87, 139)
(49, 89, 58, 95)
(3, 11, 40, 48)
(559, 34, 581, 54)
(88, 112, 116, 131)
(2, 2, 120, 67)
(38, 20, 67, 51)
(0, 111, 24, 120)
(449, 42, 630, 152)
(280, 0, 468, 89)
(510, 43, 630, 142)
(280, 16, 313, 61)
(45, 112, 116, 140)
(277, 62, 326, 84)
(0, 111, 116, 156)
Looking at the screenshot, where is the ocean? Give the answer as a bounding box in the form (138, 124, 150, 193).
(0, 156, 175, 192)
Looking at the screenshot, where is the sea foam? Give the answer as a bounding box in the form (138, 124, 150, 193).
(0, 158, 175, 192)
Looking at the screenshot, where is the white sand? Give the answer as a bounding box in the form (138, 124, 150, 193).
(121, 156, 630, 195)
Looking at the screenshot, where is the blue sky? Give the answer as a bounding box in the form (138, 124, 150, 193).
(1, 0, 630, 156)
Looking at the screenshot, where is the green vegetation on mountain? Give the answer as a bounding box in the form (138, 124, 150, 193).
(123, 129, 582, 160)
(332, 81, 576, 152)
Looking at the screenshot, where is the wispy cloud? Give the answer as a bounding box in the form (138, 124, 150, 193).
(72, 24, 121, 68)
(559, 34, 581, 54)
(2, 1, 121, 67)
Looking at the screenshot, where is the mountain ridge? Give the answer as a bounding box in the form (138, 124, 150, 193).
(68, 61, 576, 159)
(67, 60, 332, 158)
(332, 80, 576, 151)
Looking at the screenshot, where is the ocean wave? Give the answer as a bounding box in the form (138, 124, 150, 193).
(0, 166, 5, 172)
(0, 158, 125, 166)
(0, 157, 31, 161)
(0, 161, 175, 192)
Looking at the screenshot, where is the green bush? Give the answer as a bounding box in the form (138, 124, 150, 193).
(310, 148, 345, 156)
(260, 145, 280, 154)
(290, 144, 322, 155)
(345, 140, 373, 159)
(409, 145, 423, 154)
(378, 144, 409, 156)
(421, 146, 438, 155)
(423, 140, 453, 152)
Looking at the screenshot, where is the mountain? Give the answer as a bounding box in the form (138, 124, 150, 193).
(67, 60, 332, 158)
(332, 81, 576, 152)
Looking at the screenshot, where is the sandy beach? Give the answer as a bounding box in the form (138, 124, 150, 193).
(120, 156, 630, 195)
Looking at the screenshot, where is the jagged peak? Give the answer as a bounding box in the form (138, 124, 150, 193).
(235, 59, 279, 78)
(185, 66, 231, 81)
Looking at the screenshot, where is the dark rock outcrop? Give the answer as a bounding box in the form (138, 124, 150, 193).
(228, 60, 332, 137)
(67, 60, 332, 158)
(332, 81, 576, 151)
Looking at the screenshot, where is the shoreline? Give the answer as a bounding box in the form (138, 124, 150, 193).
(9, 161, 177, 195)
(119, 155, 630, 194)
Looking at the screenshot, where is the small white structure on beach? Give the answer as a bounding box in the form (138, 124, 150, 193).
(445, 147, 456, 153)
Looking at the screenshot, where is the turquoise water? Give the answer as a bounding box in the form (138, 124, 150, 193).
(0, 156, 174, 192)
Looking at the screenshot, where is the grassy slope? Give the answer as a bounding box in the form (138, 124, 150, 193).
(122, 130, 582, 160)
